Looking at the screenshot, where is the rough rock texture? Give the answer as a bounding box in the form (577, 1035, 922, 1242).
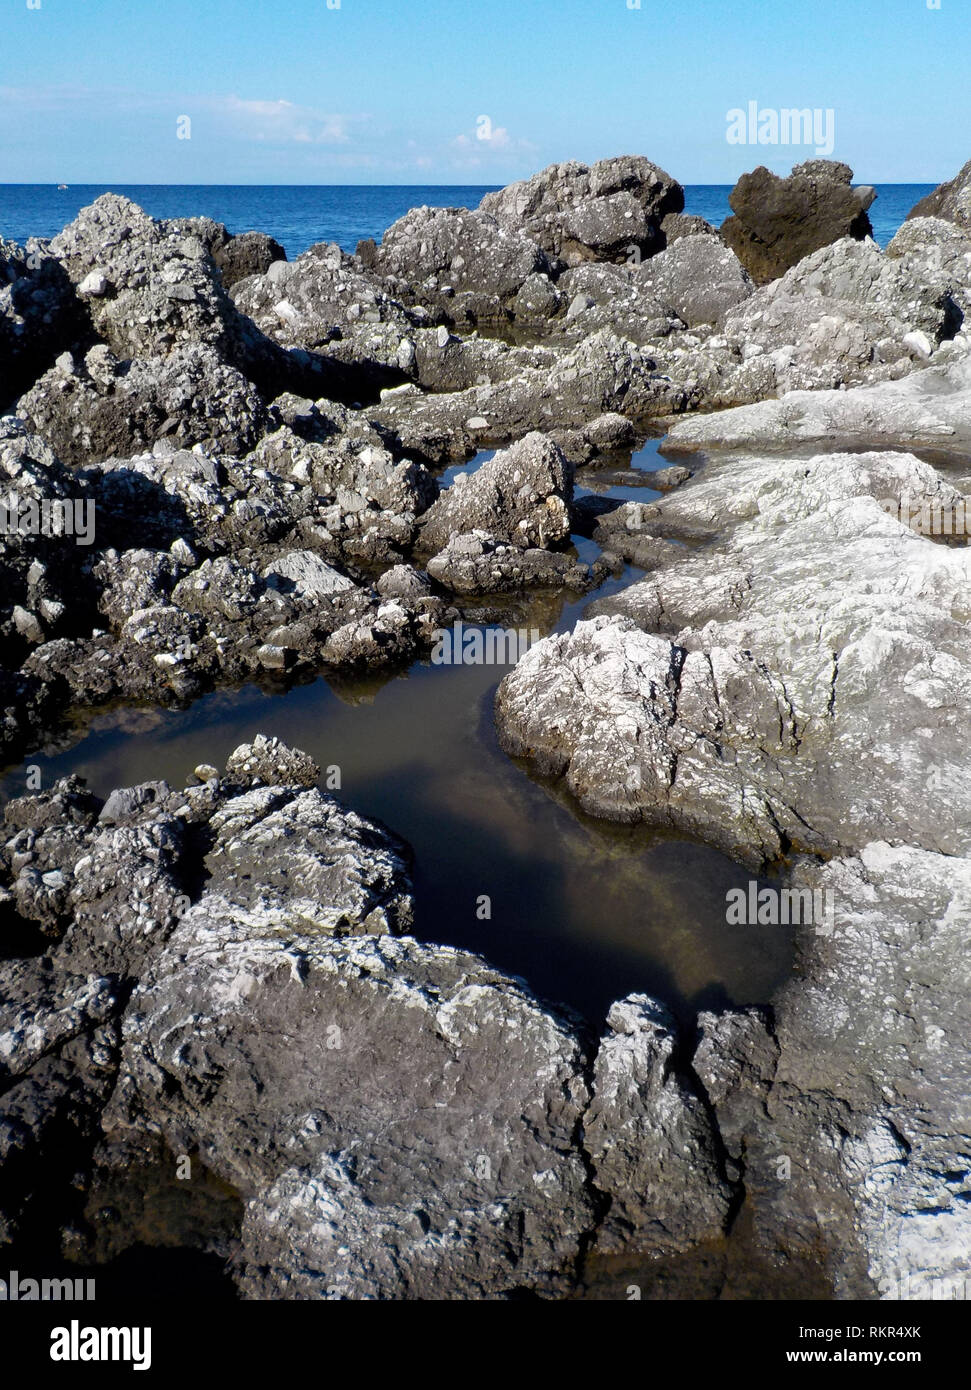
(666, 352, 971, 453)
(633, 234, 753, 328)
(886, 215, 971, 322)
(0, 242, 90, 409)
(48, 195, 251, 364)
(718, 236, 961, 390)
(232, 239, 426, 382)
(418, 432, 574, 552)
(372, 205, 550, 327)
(426, 530, 600, 595)
(1, 741, 734, 1299)
(721, 161, 876, 285)
(908, 158, 971, 232)
(371, 330, 680, 463)
(497, 448, 971, 867)
(480, 156, 684, 265)
(17, 342, 268, 466)
(586, 995, 735, 1254)
(695, 846, 971, 1298)
(107, 931, 594, 1299)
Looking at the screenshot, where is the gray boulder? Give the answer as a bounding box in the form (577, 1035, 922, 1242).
(418, 432, 573, 552)
(480, 156, 684, 265)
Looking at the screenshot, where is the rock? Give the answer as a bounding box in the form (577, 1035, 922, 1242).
(231, 239, 418, 385)
(372, 330, 676, 463)
(48, 195, 248, 364)
(77, 271, 110, 298)
(721, 161, 876, 285)
(17, 342, 268, 466)
(497, 447, 971, 867)
(480, 155, 684, 265)
(262, 550, 356, 599)
(0, 243, 89, 410)
(426, 530, 598, 595)
(650, 465, 692, 490)
(418, 432, 573, 552)
(222, 735, 319, 788)
(213, 232, 287, 290)
(718, 236, 960, 391)
(660, 212, 719, 245)
(666, 353, 971, 453)
(46, 196, 358, 405)
(104, 930, 593, 1299)
(375, 563, 432, 600)
(0, 420, 101, 651)
(695, 847, 971, 1297)
(886, 215, 971, 322)
(585, 995, 734, 1254)
(373, 206, 550, 327)
(907, 158, 971, 232)
(634, 234, 752, 327)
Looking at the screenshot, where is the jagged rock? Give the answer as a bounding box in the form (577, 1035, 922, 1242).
(634, 234, 753, 327)
(232, 240, 421, 383)
(586, 995, 734, 1254)
(0, 419, 100, 653)
(0, 243, 89, 410)
(263, 549, 356, 599)
(17, 342, 268, 466)
(224, 734, 320, 788)
(696, 846, 971, 1298)
(375, 563, 432, 600)
(480, 156, 684, 265)
(215, 232, 287, 290)
(373, 205, 550, 327)
(660, 212, 719, 245)
(666, 352, 971, 453)
(498, 447, 971, 867)
(163, 217, 286, 290)
(908, 158, 971, 232)
(721, 161, 876, 285)
(418, 433, 573, 553)
(426, 530, 599, 594)
(886, 216, 971, 321)
(104, 931, 594, 1300)
(372, 330, 679, 462)
(551, 263, 675, 342)
(49, 195, 249, 364)
(717, 235, 961, 391)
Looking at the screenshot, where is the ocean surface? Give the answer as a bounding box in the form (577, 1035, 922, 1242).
(0, 182, 935, 258)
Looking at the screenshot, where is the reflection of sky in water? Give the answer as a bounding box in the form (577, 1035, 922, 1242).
(1, 436, 794, 1024)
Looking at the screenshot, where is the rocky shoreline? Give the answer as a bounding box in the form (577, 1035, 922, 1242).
(3, 154, 971, 1299)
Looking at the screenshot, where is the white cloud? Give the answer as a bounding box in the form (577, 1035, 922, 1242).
(212, 95, 353, 145)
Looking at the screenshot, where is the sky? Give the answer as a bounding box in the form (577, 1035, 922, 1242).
(1, 0, 966, 185)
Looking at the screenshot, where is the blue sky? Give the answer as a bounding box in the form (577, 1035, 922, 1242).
(1, 0, 965, 185)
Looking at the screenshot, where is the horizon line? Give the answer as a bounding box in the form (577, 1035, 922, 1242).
(0, 178, 942, 189)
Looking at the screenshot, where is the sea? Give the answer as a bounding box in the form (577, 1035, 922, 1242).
(0, 182, 936, 259)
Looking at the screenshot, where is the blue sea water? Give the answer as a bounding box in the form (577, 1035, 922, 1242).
(0, 182, 935, 259)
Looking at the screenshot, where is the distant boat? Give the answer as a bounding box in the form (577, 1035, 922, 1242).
(57, 183, 68, 190)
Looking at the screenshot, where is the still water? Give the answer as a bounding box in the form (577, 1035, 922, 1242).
(1, 439, 794, 1025)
